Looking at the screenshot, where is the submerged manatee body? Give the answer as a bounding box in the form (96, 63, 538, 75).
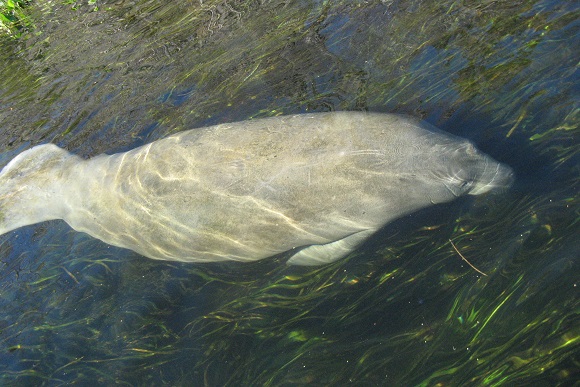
(0, 112, 513, 265)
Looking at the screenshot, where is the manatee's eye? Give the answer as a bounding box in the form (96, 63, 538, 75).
(460, 179, 473, 190)
(465, 143, 477, 156)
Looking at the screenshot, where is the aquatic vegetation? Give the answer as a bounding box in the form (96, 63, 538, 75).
(0, 191, 575, 384)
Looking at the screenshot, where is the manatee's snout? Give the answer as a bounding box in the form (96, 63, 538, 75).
(469, 157, 515, 196)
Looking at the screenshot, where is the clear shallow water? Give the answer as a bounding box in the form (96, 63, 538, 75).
(0, 0, 578, 385)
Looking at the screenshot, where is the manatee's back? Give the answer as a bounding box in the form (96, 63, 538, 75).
(151, 112, 442, 234)
(63, 112, 435, 262)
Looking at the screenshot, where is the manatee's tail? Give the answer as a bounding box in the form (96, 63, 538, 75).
(0, 144, 77, 235)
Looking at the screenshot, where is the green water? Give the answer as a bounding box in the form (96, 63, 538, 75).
(0, 0, 577, 385)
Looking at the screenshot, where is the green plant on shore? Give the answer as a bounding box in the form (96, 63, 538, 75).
(0, 0, 31, 37)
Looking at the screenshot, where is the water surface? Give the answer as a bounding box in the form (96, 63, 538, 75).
(0, 0, 577, 385)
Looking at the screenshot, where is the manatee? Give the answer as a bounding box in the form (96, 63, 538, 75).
(0, 112, 513, 265)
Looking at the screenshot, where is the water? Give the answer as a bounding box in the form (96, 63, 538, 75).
(0, 0, 578, 385)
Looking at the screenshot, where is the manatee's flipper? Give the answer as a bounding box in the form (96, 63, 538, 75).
(286, 229, 375, 266)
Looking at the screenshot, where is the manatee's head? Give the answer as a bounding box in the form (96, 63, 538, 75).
(425, 139, 514, 201)
(387, 117, 515, 205)
(464, 148, 514, 196)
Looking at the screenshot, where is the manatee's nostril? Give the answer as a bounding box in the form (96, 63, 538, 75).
(498, 165, 515, 189)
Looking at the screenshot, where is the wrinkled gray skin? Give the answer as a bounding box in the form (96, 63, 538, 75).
(0, 112, 513, 265)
